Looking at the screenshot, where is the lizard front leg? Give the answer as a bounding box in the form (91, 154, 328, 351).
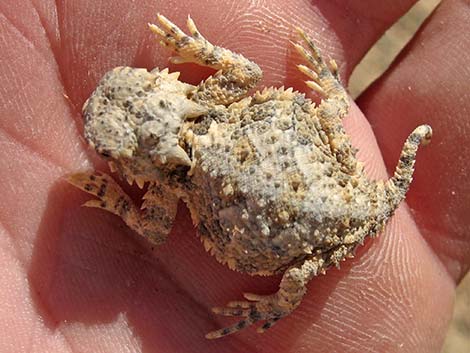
(68, 172, 178, 245)
(149, 14, 262, 105)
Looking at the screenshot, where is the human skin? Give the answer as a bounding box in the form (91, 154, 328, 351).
(0, 0, 468, 352)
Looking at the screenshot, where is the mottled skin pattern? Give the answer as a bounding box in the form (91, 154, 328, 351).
(68, 15, 432, 339)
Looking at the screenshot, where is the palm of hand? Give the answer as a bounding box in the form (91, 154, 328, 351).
(1, 1, 469, 352)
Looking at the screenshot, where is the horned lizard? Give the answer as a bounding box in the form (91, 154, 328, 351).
(68, 14, 432, 339)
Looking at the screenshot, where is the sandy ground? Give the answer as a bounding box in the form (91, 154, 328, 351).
(444, 274, 470, 352)
(348, 0, 470, 351)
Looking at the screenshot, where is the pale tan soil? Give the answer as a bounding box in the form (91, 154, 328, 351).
(348, 0, 469, 351)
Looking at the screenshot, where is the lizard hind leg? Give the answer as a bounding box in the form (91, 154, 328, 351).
(292, 28, 358, 173)
(206, 293, 283, 339)
(206, 256, 325, 339)
(292, 28, 347, 114)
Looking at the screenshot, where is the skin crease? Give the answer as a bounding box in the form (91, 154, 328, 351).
(0, 0, 468, 352)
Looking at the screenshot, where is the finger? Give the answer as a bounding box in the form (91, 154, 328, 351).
(135, 3, 454, 353)
(357, 0, 470, 283)
(0, 2, 94, 351)
(0, 5, 87, 170)
(2, 2, 454, 353)
(60, 0, 421, 109)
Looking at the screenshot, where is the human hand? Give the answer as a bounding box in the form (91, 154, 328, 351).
(1, 1, 468, 352)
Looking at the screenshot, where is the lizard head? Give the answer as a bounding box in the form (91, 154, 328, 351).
(82, 66, 207, 185)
